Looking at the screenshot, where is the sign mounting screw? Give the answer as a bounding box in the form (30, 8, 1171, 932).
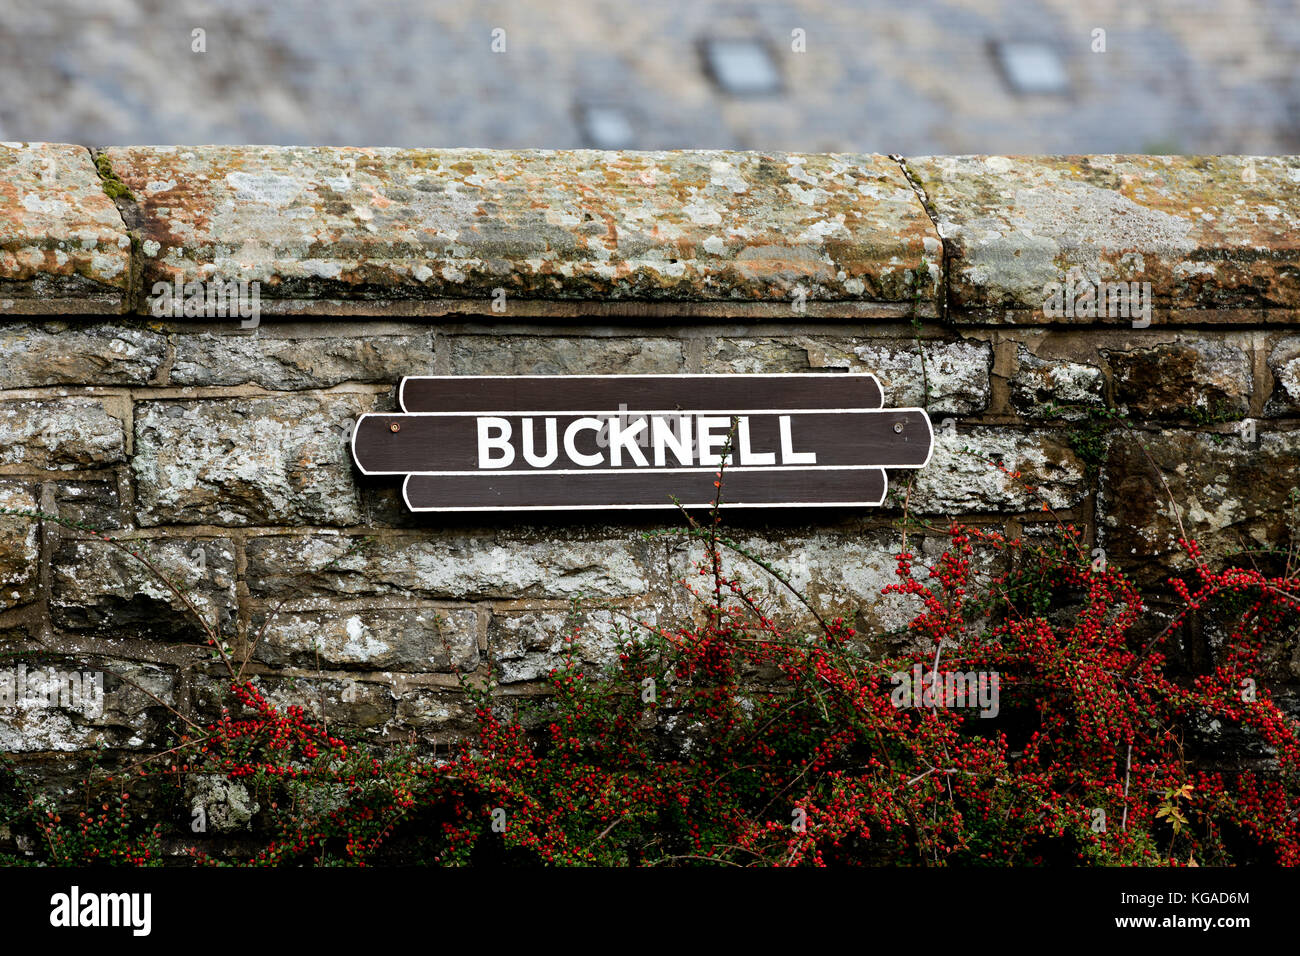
(893, 422, 904, 433)
(390, 422, 401, 433)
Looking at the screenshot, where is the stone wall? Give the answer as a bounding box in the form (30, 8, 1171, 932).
(2, 144, 1299, 775)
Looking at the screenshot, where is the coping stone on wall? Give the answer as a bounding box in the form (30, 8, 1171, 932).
(101, 146, 943, 318)
(906, 155, 1300, 325)
(0, 142, 133, 315)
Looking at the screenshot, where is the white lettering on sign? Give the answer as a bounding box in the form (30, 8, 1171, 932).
(652, 415, 692, 467)
(522, 417, 558, 467)
(738, 417, 775, 466)
(475, 413, 817, 469)
(477, 416, 514, 468)
(609, 415, 649, 467)
(697, 416, 731, 466)
(779, 415, 817, 465)
(564, 417, 605, 467)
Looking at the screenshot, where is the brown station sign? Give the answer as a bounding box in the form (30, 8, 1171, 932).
(350, 374, 933, 512)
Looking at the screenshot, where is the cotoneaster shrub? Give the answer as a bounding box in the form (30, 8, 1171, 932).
(1, 479, 1299, 867)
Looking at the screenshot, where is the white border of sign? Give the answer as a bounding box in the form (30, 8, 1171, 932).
(394, 372, 887, 414)
(353, 408, 934, 475)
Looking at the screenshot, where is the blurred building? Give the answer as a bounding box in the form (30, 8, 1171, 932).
(1, 0, 1297, 153)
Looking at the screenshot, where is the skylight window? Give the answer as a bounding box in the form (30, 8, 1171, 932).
(579, 105, 636, 149)
(994, 42, 1069, 95)
(702, 38, 782, 96)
